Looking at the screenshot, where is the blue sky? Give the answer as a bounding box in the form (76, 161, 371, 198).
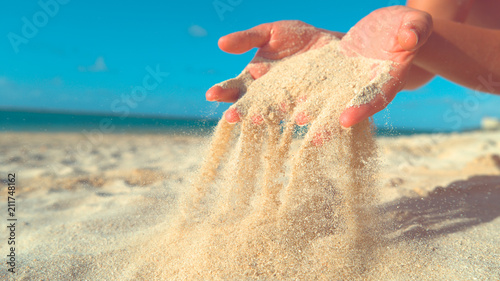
(1, 0, 499, 131)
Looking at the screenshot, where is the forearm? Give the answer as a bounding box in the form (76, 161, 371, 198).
(404, 0, 476, 90)
(404, 65, 435, 90)
(414, 18, 500, 94)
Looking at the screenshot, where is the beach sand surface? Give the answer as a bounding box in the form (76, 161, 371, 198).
(0, 130, 499, 280)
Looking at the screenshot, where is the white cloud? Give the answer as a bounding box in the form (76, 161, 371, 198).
(79, 56, 108, 72)
(188, 24, 207, 37)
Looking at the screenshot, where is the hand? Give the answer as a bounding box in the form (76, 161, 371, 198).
(205, 20, 343, 123)
(338, 5, 433, 127)
(206, 6, 433, 128)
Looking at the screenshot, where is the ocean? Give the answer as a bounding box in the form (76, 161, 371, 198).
(0, 109, 445, 137)
(0, 109, 219, 135)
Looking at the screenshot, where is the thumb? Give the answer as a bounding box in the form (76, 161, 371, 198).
(398, 10, 433, 51)
(218, 23, 272, 54)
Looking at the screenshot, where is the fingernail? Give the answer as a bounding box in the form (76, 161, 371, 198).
(410, 28, 419, 46)
(252, 114, 264, 125)
(295, 112, 309, 126)
(225, 108, 241, 124)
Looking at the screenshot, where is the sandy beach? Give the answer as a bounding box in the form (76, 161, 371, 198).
(1, 129, 499, 280)
(3, 0, 500, 279)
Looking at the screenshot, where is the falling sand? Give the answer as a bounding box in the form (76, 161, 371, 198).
(130, 37, 394, 279)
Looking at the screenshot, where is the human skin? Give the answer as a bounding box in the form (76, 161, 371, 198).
(403, 0, 476, 89)
(206, 2, 500, 128)
(415, 18, 500, 92)
(207, 6, 432, 128)
(405, 0, 500, 90)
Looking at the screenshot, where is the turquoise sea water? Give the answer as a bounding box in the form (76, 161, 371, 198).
(0, 109, 218, 135)
(0, 109, 450, 137)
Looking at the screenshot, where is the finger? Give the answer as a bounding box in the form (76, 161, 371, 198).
(225, 107, 241, 124)
(309, 119, 339, 147)
(340, 61, 403, 128)
(226, 107, 269, 125)
(274, 88, 304, 115)
(218, 23, 272, 54)
(213, 69, 254, 102)
(251, 114, 265, 125)
(247, 86, 296, 124)
(206, 86, 240, 103)
(292, 95, 311, 126)
(398, 10, 433, 51)
(295, 111, 310, 126)
(279, 101, 290, 113)
(246, 61, 274, 80)
(339, 103, 376, 129)
(312, 129, 333, 147)
(292, 93, 321, 126)
(339, 86, 396, 128)
(250, 104, 279, 125)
